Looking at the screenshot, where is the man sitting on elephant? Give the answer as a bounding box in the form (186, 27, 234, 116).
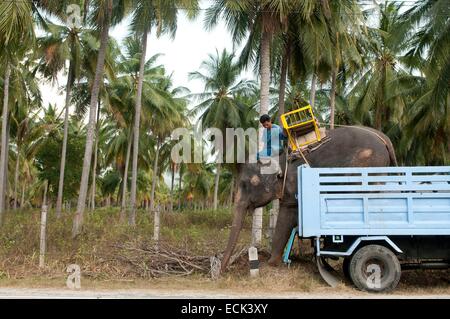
(257, 114, 287, 160)
(220, 123, 398, 274)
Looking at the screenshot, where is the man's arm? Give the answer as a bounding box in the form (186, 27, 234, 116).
(276, 119, 288, 138)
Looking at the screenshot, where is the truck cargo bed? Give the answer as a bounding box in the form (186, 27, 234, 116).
(298, 166, 450, 237)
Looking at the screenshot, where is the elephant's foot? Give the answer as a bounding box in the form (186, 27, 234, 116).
(267, 255, 283, 267)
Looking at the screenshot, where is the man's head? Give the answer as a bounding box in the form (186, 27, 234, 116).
(259, 114, 272, 129)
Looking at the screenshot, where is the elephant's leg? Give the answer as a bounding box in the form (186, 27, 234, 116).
(268, 204, 298, 266)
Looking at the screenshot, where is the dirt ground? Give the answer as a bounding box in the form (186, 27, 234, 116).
(0, 209, 448, 298)
(1, 258, 449, 298)
(0, 287, 449, 299)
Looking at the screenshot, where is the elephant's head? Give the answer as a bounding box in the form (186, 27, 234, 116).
(220, 158, 284, 273)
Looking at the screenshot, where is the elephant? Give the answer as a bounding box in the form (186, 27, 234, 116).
(220, 125, 398, 273)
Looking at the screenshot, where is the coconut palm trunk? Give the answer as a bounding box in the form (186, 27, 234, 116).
(277, 41, 289, 121)
(13, 145, 20, 210)
(272, 38, 289, 242)
(83, 0, 90, 24)
(169, 163, 175, 212)
(253, 28, 272, 247)
(213, 162, 221, 211)
(0, 63, 11, 222)
(120, 132, 132, 222)
(90, 98, 101, 211)
(310, 73, 317, 108)
(56, 65, 73, 218)
(20, 183, 25, 208)
(4, 121, 9, 211)
(374, 70, 386, 130)
(259, 31, 271, 116)
(329, 69, 337, 129)
(72, 0, 112, 237)
(178, 164, 183, 210)
(129, 30, 148, 226)
(149, 139, 161, 213)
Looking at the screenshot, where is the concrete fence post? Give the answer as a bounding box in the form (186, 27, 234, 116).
(248, 246, 259, 277)
(153, 205, 161, 243)
(39, 205, 48, 268)
(39, 181, 48, 268)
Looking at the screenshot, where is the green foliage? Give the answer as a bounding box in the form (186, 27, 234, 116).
(0, 0, 449, 214)
(189, 49, 257, 131)
(0, 0, 35, 59)
(35, 125, 86, 201)
(0, 207, 240, 269)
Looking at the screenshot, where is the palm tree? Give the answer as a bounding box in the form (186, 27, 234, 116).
(16, 117, 48, 209)
(70, 36, 121, 212)
(104, 75, 134, 220)
(322, 0, 364, 129)
(8, 59, 42, 210)
(182, 162, 212, 209)
(0, 0, 35, 222)
(73, 0, 123, 237)
(399, 0, 449, 110)
(128, 0, 199, 226)
(100, 116, 133, 207)
(37, 15, 98, 217)
(275, 1, 363, 129)
(349, 2, 411, 132)
(397, 0, 450, 164)
(106, 37, 186, 222)
(144, 77, 187, 215)
(205, 0, 298, 245)
(274, 23, 293, 120)
(103, 40, 152, 219)
(189, 49, 255, 210)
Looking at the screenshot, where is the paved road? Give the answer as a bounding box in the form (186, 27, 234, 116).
(0, 288, 449, 299)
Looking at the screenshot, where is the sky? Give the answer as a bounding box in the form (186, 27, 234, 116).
(40, 4, 256, 112)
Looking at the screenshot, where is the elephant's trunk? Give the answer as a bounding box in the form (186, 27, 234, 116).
(220, 203, 247, 273)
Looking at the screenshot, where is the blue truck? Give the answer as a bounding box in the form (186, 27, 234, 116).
(283, 165, 450, 292)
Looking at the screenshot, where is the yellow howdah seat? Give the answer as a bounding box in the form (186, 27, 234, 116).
(280, 105, 323, 152)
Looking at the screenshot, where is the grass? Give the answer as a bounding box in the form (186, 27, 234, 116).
(0, 207, 449, 296)
(0, 207, 259, 280)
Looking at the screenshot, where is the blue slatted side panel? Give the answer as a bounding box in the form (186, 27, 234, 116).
(299, 165, 450, 237)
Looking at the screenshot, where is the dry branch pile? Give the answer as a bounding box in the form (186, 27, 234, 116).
(110, 242, 211, 277)
(105, 241, 256, 279)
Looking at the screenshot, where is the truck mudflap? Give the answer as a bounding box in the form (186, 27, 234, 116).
(282, 227, 298, 265)
(316, 256, 341, 288)
(283, 228, 342, 287)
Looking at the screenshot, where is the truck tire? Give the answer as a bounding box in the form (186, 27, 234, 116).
(342, 258, 351, 281)
(349, 244, 401, 292)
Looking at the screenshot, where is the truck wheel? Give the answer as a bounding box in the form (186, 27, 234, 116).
(342, 258, 351, 281)
(349, 244, 401, 293)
